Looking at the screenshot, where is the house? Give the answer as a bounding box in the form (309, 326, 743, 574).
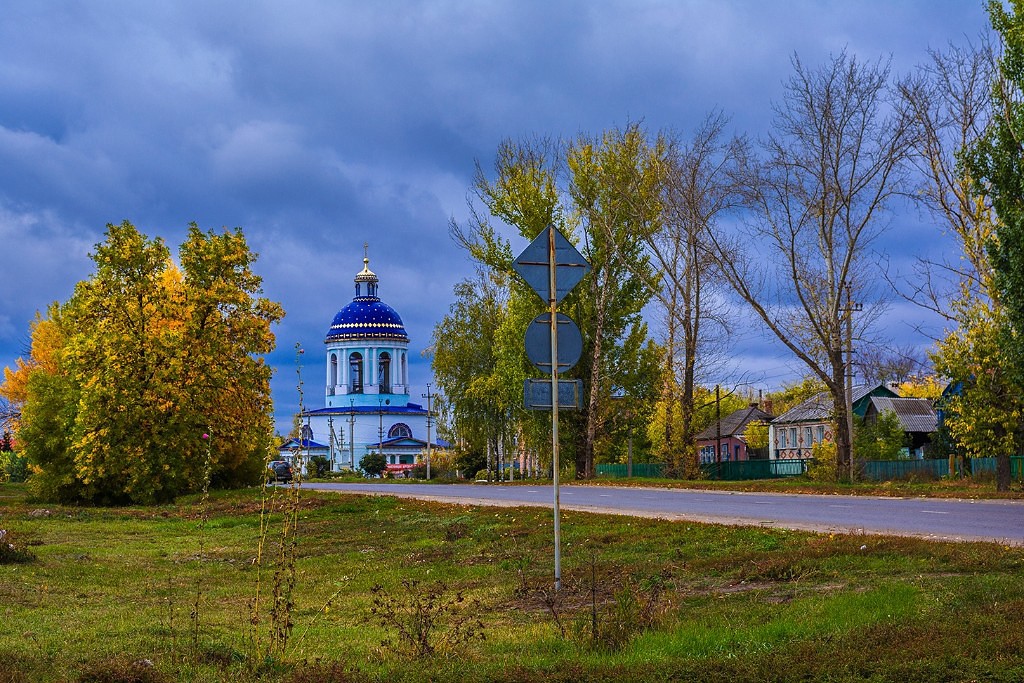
(863, 396, 938, 458)
(695, 404, 775, 463)
(769, 383, 898, 460)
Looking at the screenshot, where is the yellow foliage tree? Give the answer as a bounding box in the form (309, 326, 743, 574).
(6, 221, 283, 504)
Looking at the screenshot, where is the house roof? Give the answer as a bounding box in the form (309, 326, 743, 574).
(695, 405, 774, 441)
(771, 384, 898, 425)
(868, 396, 937, 433)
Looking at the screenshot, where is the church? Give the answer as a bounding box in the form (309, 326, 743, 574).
(278, 252, 444, 475)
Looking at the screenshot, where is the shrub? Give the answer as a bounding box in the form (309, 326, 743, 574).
(359, 452, 387, 478)
(474, 469, 490, 481)
(308, 455, 331, 478)
(806, 442, 837, 482)
(0, 529, 36, 564)
(368, 580, 485, 659)
(76, 656, 170, 683)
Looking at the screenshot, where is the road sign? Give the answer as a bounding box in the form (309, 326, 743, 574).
(524, 313, 583, 374)
(512, 225, 591, 304)
(523, 379, 584, 410)
(511, 224, 592, 593)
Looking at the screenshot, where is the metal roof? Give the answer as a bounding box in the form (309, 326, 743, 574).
(770, 384, 898, 425)
(867, 396, 937, 433)
(695, 405, 775, 441)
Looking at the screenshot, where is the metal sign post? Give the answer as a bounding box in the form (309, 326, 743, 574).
(513, 224, 590, 592)
(547, 226, 562, 591)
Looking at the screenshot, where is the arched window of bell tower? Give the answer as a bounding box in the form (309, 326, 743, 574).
(378, 352, 391, 394)
(330, 353, 338, 387)
(349, 352, 364, 393)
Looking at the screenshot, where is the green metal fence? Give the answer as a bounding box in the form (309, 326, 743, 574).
(700, 459, 810, 480)
(596, 463, 665, 478)
(597, 456, 1024, 482)
(858, 456, 1024, 481)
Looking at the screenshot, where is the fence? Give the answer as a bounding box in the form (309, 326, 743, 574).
(596, 463, 665, 478)
(597, 456, 1024, 483)
(700, 459, 811, 480)
(859, 456, 1024, 481)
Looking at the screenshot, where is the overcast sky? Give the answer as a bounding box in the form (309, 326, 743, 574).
(0, 1, 991, 431)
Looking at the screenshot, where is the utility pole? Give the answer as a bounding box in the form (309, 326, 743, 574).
(348, 399, 356, 471)
(422, 384, 433, 480)
(378, 398, 385, 456)
(843, 284, 862, 482)
(328, 416, 335, 472)
(715, 384, 722, 472)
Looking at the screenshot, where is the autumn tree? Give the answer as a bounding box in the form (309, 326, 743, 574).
(958, 0, 1024, 490)
(893, 31, 1024, 486)
(5, 221, 283, 504)
(705, 51, 913, 479)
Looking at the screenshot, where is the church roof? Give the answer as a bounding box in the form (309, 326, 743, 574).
(326, 255, 409, 343)
(303, 402, 429, 417)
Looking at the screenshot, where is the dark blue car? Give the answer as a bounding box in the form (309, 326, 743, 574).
(267, 460, 293, 484)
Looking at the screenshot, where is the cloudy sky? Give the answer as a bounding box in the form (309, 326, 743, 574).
(0, 1, 990, 431)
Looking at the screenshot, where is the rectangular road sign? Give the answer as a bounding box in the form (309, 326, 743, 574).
(523, 379, 584, 410)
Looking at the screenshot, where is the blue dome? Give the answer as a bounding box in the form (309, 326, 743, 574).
(326, 297, 409, 342)
(326, 253, 409, 342)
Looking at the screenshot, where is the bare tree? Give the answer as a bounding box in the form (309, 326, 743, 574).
(705, 51, 913, 477)
(588, 115, 745, 477)
(895, 37, 996, 318)
(653, 115, 744, 475)
(856, 343, 929, 384)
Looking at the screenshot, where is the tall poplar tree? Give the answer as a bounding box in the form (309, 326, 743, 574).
(444, 125, 664, 479)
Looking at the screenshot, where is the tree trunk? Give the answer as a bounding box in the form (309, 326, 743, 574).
(996, 452, 1011, 492)
(581, 269, 611, 479)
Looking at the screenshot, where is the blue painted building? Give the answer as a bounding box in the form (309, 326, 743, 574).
(280, 254, 443, 474)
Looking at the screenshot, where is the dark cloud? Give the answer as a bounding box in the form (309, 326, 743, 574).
(0, 0, 989, 429)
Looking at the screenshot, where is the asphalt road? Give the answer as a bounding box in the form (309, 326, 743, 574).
(302, 482, 1024, 545)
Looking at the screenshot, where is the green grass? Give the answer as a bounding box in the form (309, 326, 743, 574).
(1, 482, 1023, 682)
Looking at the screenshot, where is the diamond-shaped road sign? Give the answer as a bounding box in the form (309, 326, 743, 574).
(512, 225, 591, 304)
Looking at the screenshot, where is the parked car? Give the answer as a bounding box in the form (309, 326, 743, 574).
(267, 460, 293, 484)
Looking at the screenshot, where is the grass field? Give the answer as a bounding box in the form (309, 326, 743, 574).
(1, 482, 1023, 682)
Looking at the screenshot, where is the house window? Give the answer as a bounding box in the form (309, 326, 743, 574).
(349, 352, 364, 393)
(816, 425, 825, 443)
(780, 430, 788, 449)
(805, 426, 813, 446)
(789, 428, 797, 448)
(388, 423, 411, 439)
